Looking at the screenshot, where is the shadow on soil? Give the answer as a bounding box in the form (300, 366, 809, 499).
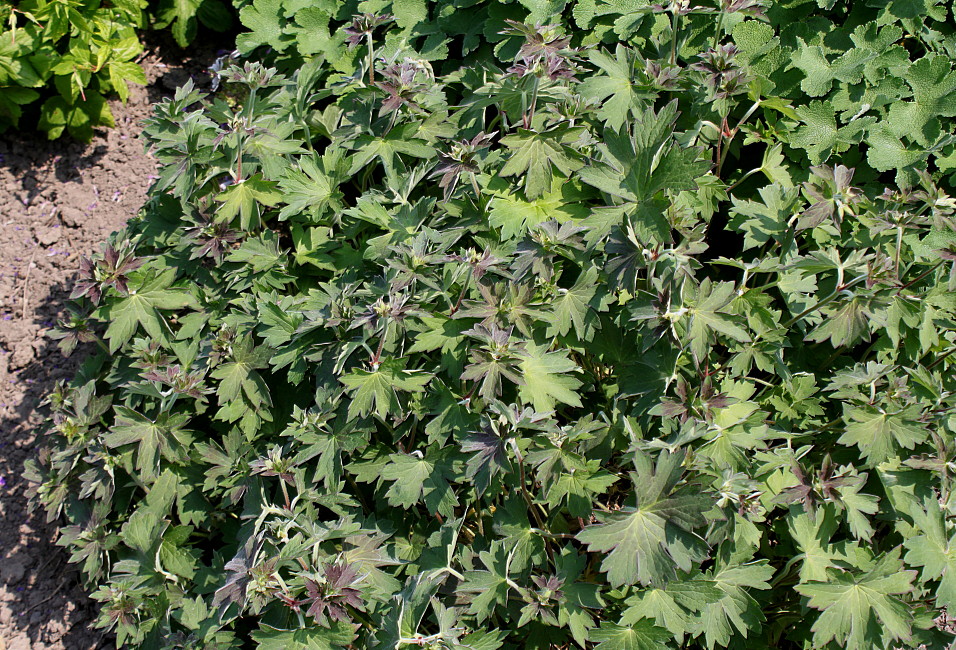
(0, 29, 232, 649)
(0, 276, 114, 650)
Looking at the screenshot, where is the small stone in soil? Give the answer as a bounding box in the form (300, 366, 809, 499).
(10, 342, 34, 370)
(56, 206, 85, 228)
(35, 228, 60, 247)
(6, 635, 30, 650)
(1, 559, 26, 586)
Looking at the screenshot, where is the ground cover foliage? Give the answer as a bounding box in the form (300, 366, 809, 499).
(25, 0, 956, 648)
(0, 0, 234, 139)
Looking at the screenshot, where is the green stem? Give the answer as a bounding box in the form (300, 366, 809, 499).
(769, 554, 804, 588)
(346, 472, 373, 513)
(366, 33, 375, 85)
(235, 135, 243, 182)
(712, 9, 725, 50)
(530, 528, 576, 540)
(816, 330, 879, 377)
(895, 226, 903, 278)
(297, 106, 315, 153)
(727, 166, 761, 192)
(279, 479, 292, 510)
(405, 420, 418, 453)
(527, 75, 540, 128)
(816, 346, 848, 373)
(748, 279, 780, 293)
(372, 321, 389, 366)
(670, 10, 681, 66)
(94, 336, 110, 355)
(927, 346, 956, 371)
(896, 260, 944, 294)
(780, 274, 867, 330)
(360, 164, 373, 190)
(449, 278, 470, 315)
(385, 108, 399, 134)
(235, 88, 256, 182)
(486, 111, 503, 133)
(245, 87, 257, 120)
(718, 100, 762, 175)
(514, 445, 552, 562)
(732, 100, 763, 137)
(517, 456, 546, 532)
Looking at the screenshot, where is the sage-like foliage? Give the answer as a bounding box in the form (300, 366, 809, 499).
(28, 1, 956, 649)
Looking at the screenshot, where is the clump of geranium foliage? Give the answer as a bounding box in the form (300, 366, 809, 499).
(26, 0, 956, 648)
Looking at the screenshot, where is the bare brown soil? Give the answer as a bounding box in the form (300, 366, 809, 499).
(0, 41, 220, 650)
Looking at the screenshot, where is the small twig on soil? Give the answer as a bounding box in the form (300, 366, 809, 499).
(20, 239, 41, 321)
(33, 553, 59, 579)
(19, 579, 68, 616)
